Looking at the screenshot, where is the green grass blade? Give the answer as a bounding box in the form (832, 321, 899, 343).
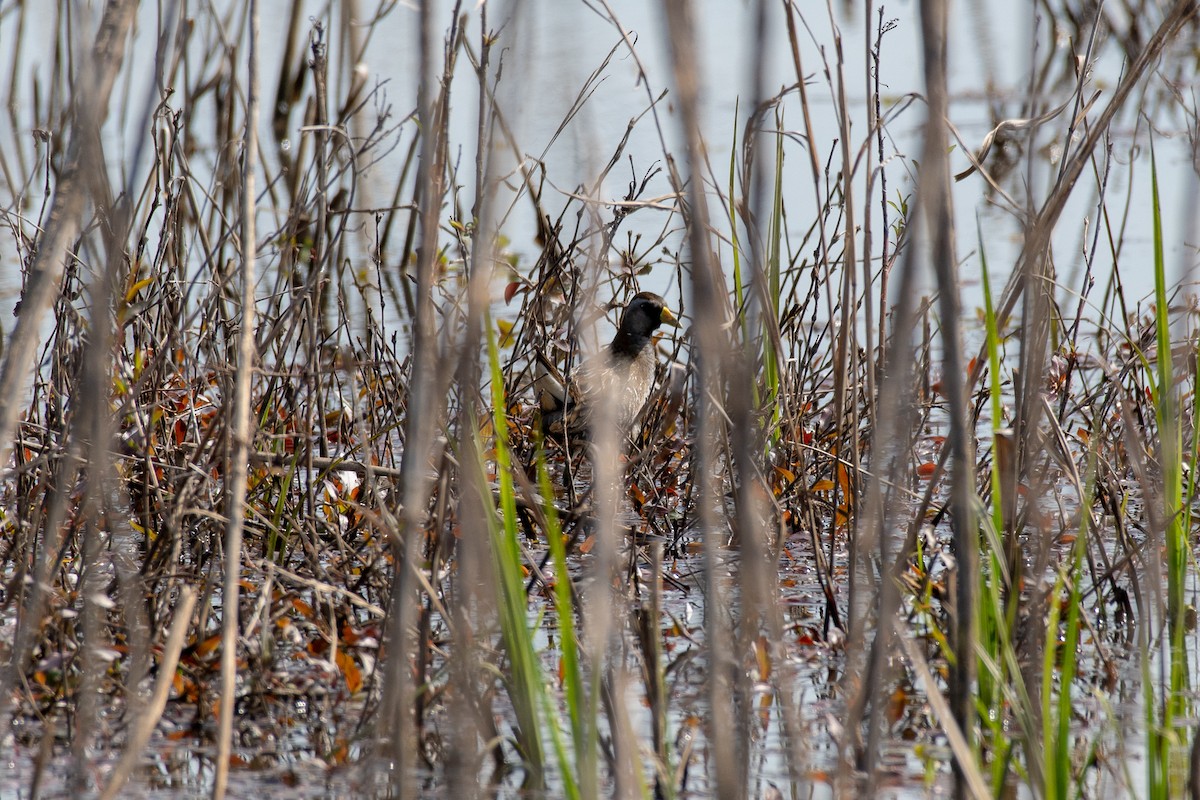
(538, 449, 594, 796)
(481, 314, 559, 792)
(1148, 134, 1189, 799)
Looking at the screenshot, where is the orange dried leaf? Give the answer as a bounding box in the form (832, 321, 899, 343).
(336, 649, 363, 694)
(837, 463, 852, 495)
(329, 740, 351, 765)
(887, 686, 908, 725)
(195, 634, 222, 658)
(754, 635, 772, 681)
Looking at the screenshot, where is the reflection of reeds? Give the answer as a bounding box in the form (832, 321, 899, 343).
(0, 0, 1198, 797)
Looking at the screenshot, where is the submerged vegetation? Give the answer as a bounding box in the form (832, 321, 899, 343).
(0, 0, 1198, 797)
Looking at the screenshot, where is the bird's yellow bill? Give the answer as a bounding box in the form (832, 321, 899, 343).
(659, 307, 681, 328)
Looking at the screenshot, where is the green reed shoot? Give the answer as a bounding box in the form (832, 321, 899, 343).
(762, 106, 785, 446)
(975, 227, 1015, 792)
(483, 316, 552, 791)
(1041, 446, 1095, 800)
(538, 449, 592, 799)
(1148, 137, 1189, 797)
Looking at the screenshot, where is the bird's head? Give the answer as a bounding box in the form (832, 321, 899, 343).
(619, 292, 681, 336)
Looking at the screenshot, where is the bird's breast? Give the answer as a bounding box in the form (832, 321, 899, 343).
(582, 350, 655, 429)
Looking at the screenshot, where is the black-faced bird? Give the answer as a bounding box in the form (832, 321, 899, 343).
(536, 291, 681, 440)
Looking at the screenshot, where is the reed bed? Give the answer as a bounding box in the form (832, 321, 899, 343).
(0, 1, 1197, 798)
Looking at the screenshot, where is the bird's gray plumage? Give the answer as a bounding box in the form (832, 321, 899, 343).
(535, 292, 680, 438)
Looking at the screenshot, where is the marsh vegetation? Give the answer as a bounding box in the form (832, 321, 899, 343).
(0, 1, 1198, 798)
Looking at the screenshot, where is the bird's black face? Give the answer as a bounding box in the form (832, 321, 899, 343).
(620, 292, 681, 337)
(610, 291, 680, 360)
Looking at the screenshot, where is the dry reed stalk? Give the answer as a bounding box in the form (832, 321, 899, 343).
(213, 1, 261, 797)
(0, 0, 139, 737)
(377, 1, 464, 793)
(914, 4, 979, 799)
(660, 1, 745, 796)
(98, 588, 198, 800)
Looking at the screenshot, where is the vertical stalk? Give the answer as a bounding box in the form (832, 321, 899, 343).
(377, 1, 457, 795)
(661, 1, 741, 795)
(214, 1, 260, 797)
(1150, 139, 1188, 796)
(918, 2, 976, 797)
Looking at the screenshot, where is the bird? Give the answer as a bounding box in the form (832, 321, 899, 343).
(535, 291, 681, 440)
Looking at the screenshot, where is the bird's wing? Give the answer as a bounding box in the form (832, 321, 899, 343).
(533, 352, 571, 412)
